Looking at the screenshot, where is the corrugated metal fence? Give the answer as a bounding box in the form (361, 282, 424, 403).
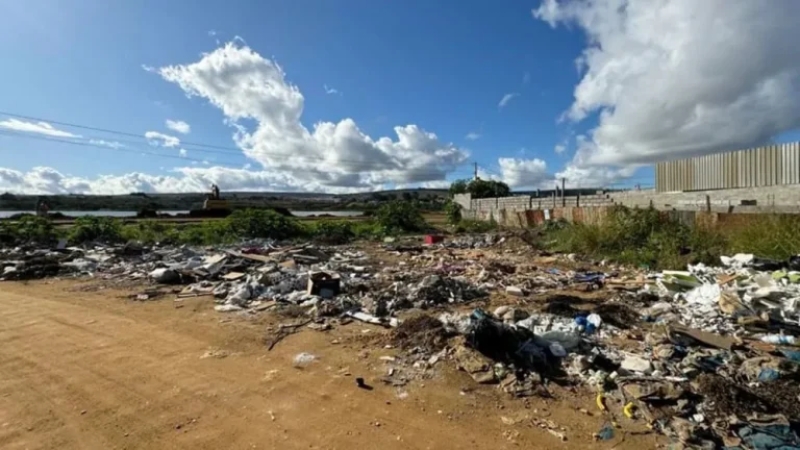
(655, 142, 800, 192)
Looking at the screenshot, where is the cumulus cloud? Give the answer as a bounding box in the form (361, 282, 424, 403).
(144, 131, 180, 148)
(179, 148, 188, 157)
(498, 93, 519, 109)
(0, 165, 390, 196)
(497, 157, 549, 188)
(554, 144, 566, 155)
(152, 41, 467, 189)
(0, 119, 81, 138)
(165, 119, 191, 134)
(533, 0, 800, 167)
(323, 84, 340, 95)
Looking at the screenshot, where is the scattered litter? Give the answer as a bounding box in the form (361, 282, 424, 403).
(6, 235, 800, 448)
(292, 352, 317, 369)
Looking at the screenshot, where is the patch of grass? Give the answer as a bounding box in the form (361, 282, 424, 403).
(724, 214, 800, 261)
(454, 219, 497, 234)
(544, 206, 719, 269)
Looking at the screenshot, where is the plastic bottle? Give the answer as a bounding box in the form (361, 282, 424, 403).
(761, 334, 797, 345)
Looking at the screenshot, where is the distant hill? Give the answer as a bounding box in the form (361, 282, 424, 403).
(0, 188, 450, 211)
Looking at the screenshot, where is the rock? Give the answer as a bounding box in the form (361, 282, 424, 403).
(454, 345, 497, 384)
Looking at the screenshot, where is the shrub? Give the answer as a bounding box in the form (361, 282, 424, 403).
(375, 201, 426, 234)
(724, 214, 800, 261)
(225, 209, 301, 240)
(444, 201, 462, 225)
(121, 220, 182, 244)
(542, 206, 726, 270)
(308, 220, 356, 244)
(69, 216, 123, 244)
(0, 216, 57, 245)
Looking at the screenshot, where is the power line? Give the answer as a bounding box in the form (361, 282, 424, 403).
(0, 128, 478, 178)
(0, 110, 656, 189)
(0, 110, 474, 172)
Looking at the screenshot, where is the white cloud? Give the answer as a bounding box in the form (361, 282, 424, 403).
(533, 0, 800, 167)
(323, 84, 340, 95)
(89, 139, 125, 149)
(554, 164, 638, 189)
(165, 119, 191, 134)
(144, 131, 180, 148)
(465, 132, 481, 141)
(497, 157, 549, 188)
(554, 144, 566, 154)
(498, 93, 519, 109)
(0, 165, 397, 195)
(179, 148, 188, 157)
(152, 41, 467, 189)
(0, 119, 81, 138)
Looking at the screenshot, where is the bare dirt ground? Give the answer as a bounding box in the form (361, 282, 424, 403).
(0, 279, 660, 450)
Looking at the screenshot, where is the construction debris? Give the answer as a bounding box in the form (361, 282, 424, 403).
(4, 235, 800, 448)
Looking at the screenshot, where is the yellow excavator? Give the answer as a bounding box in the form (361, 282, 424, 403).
(203, 183, 230, 211)
(196, 183, 291, 217)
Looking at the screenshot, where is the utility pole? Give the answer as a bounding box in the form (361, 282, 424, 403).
(561, 177, 566, 207)
(473, 162, 478, 180)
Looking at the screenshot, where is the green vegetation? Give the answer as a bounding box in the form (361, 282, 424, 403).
(374, 201, 427, 234)
(0, 216, 59, 246)
(453, 219, 497, 234)
(543, 206, 800, 270)
(449, 178, 511, 199)
(444, 200, 462, 225)
(0, 202, 432, 247)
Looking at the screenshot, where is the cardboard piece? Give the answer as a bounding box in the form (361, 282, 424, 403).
(307, 271, 341, 298)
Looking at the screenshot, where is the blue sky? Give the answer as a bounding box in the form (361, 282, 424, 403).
(0, 0, 797, 194)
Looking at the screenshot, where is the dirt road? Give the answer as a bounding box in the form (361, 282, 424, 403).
(0, 281, 658, 450)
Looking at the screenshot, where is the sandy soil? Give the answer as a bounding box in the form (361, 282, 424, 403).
(0, 279, 660, 450)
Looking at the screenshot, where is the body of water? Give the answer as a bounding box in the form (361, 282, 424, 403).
(0, 210, 363, 218)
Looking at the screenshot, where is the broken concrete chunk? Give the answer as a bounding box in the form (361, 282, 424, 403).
(505, 286, 524, 297)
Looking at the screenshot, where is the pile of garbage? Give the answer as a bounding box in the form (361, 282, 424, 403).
(426, 252, 800, 448)
(6, 235, 800, 447)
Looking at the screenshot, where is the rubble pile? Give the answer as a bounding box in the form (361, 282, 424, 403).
(6, 234, 800, 447)
(427, 251, 800, 448)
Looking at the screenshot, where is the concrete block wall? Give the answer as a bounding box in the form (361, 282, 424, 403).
(453, 193, 472, 211)
(611, 184, 800, 212)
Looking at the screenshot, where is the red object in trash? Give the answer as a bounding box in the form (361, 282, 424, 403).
(424, 234, 444, 244)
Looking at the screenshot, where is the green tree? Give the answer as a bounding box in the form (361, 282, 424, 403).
(375, 201, 426, 233)
(444, 200, 462, 225)
(448, 178, 510, 199)
(448, 179, 468, 196)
